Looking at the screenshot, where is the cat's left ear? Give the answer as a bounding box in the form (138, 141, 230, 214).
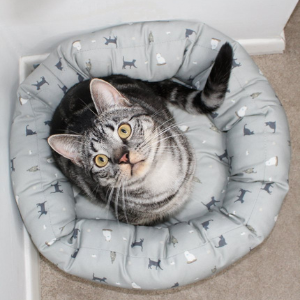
(48, 134, 83, 167)
(90, 78, 131, 114)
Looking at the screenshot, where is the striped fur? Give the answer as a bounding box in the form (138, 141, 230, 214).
(48, 43, 232, 225)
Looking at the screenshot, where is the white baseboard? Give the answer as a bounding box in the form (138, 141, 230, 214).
(237, 31, 286, 55)
(24, 229, 41, 300)
(19, 53, 50, 84)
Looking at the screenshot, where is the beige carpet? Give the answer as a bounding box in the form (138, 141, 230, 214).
(40, 4, 300, 299)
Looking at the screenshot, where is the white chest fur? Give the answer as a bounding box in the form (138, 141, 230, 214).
(146, 151, 182, 195)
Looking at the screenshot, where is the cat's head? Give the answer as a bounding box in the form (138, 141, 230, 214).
(48, 78, 156, 187)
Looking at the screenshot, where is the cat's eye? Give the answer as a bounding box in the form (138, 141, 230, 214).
(94, 154, 109, 167)
(118, 123, 131, 139)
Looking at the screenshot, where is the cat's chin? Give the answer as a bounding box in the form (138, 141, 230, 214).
(132, 160, 148, 177)
(119, 160, 149, 180)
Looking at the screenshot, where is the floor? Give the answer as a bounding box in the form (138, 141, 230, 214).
(40, 3, 300, 299)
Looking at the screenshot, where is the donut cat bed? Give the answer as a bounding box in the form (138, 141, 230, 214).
(11, 21, 291, 290)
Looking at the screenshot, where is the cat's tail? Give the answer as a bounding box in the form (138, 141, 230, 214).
(198, 42, 233, 113)
(144, 42, 233, 115)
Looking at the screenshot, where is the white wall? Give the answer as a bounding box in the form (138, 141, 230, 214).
(0, 33, 27, 300)
(0, 1, 298, 299)
(1, 0, 299, 56)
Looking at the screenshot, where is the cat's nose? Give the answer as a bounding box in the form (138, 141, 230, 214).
(119, 152, 130, 164)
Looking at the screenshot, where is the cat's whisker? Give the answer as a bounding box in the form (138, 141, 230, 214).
(150, 119, 202, 140)
(114, 188, 120, 223)
(139, 132, 186, 154)
(139, 145, 179, 156)
(121, 181, 129, 225)
(114, 175, 124, 224)
(105, 185, 115, 211)
(148, 108, 169, 122)
(78, 97, 99, 118)
(145, 145, 180, 150)
(138, 118, 199, 151)
(145, 123, 177, 142)
(137, 126, 172, 151)
(148, 115, 174, 132)
(150, 108, 168, 119)
(105, 185, 112, 199)
(151, 148, 178, 154)
(56, 129, 81, 135)
(139, 116, 174, 146)
(142, 122, 182, 146)
(137, 119, 205, 153)
(91, 182, 100, 195)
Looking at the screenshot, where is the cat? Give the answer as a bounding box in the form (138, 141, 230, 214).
(58, 84, 68, 94)
(202, 197, 220, 211)
(122, 57, 137, 69)
(92, 274, 107, 283)
(148, 258, 163, 270)
(55, 58, 63, 71)
(31, 76, 49, 90)
(216, 149, 228, 162)
(261, 182, 274, 194)
(10, 157, 16, 172)
(244, 124, 254, 136)
(71, 248, 79, 258)
(202, 219, 213, 230)
(104, 36, 117, 46)
(234, 188, 251, 204)
(44, 120, 52, 126)
(50, 182, 63, 193)
(26, 125, 37, 136)
(36, 201, 47, 218)
(71, 228, 80, 239)
(131, 238, 144, 251)
(47, 42, 233, 225)
(215, 235, 227, 248)
(185, 29, 196, 38)
(265, 121, 276, 133)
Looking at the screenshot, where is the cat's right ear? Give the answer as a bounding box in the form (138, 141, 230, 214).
(90, 78, 131, 114)
(48, 134, 83, 167)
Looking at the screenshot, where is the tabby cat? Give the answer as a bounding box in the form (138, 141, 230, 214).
(48, 42, 233, 225)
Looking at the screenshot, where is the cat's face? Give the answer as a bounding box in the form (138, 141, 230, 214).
(84, 106, 156, 187)
(48, 78, 157, 188)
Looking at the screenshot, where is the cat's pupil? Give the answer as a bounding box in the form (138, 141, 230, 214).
(100, 157, 104, 162)
(121, 129, 127, 133)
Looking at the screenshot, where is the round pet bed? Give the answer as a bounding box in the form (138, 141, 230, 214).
(11, 21, 291, 290)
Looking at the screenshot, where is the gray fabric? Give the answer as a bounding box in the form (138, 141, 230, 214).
(10, 20, 291, 290)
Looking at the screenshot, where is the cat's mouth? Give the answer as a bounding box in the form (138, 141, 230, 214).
(118, 152, 147, 178)
(119, 160, 147, 179)
(131, 160, 146, 176)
